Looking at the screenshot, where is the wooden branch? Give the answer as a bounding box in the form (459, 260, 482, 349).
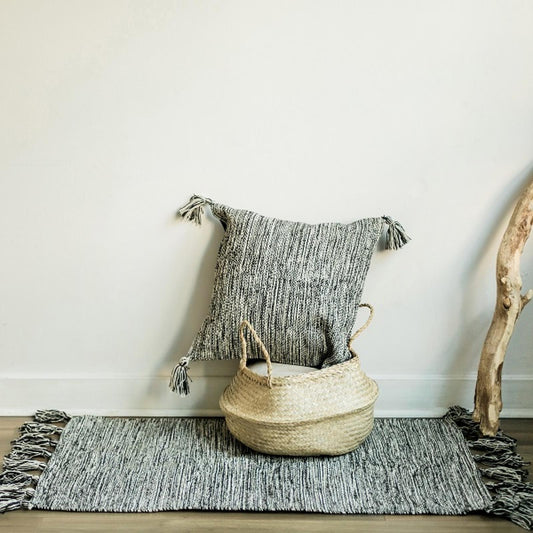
(473, 177, 533, 435)
(521, 288, 533, 311)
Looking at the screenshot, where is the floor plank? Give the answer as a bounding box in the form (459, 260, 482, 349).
(1, 416, 531, 532)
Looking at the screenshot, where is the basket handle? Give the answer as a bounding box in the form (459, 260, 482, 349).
(349, 303, 374, 351)
(240, 305, 373, 382)
(239, 320, 273, 388)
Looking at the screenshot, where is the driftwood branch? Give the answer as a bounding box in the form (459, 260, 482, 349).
(473, 177, 533, 435)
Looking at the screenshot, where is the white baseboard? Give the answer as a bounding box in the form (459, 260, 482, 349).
(1, 374, 532, 417)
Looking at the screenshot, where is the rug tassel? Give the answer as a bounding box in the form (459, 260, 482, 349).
(474, 450, 530, 469)
(0, 410, 69, 513)
(8, 444, 53, 460)
(169, 356, 192, 396)
(446, 405, 533, 530)
(444, 405, 481, 439)
(382, 216, 410, 250)
(12, 434, 56, 448)
(19, 422, 63, 436)
(177, 195, 213, 226)
(34, 410, 70, 424)
(482, 466, 527, 484)
(491, 486, 533, 530)
(0, 471, 39, 485)
(469, 436, 516, 452)
(0, 485, 34, 513)
(2, 458, 46, 472)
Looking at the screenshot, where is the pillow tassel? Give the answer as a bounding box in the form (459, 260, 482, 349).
(169, 356, 192, 396)
(382, 216, 410, 250)
(177, 195, 212, 225)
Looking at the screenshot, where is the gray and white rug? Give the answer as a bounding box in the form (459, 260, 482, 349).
(29, 416, 490, 514)
(2, 408, 531, 529)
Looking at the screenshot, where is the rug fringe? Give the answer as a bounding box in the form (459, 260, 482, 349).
(12, 434, 58, 448)
(8, 443, 53, 460)
(2, 458, 47, 472)
(446, 406, 533, 530)
(474, 450, 529, 469)
(0, 409, 70, 513)
(19, 422, 64, 436)
(34, 409, 70, 424)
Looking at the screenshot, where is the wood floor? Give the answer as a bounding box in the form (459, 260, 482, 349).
(1, 416, 531, 532)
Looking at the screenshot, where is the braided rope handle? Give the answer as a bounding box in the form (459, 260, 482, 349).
(349, 303, 374, 350)
(239, 320, 273, 388)
(239, 303, 374, 386)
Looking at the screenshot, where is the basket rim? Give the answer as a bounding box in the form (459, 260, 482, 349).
(238, 351, 361, 387)
(220, 382, 378, 425)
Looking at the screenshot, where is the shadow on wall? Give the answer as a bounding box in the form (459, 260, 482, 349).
(141, 209, 226, 406)
(440, 161, 533, 409)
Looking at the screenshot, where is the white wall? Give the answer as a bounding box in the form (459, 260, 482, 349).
(1, 0, 532, 417)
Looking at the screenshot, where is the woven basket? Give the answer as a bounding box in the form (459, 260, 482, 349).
(219, 304, 379, 456)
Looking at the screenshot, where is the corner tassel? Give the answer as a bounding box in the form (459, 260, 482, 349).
(445, 406, 533, 530)
(169, 356, 192, 396)
(491, 485, 533, 530)
(382, 216, 410, 250)
(0, 485, 34, 513)
(177, 195, 212, 225)
(0, 410, 69, 514)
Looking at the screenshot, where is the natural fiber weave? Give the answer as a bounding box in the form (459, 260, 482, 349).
(219, 307, 378, 456)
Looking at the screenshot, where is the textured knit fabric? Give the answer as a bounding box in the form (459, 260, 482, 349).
(29, 416, 491, 514)
(188, 202, 385, 368)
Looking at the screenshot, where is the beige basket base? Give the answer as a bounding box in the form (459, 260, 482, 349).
(225, 402, 376, 456)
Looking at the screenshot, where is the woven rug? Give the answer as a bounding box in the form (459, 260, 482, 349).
(0, 408, 531, 529)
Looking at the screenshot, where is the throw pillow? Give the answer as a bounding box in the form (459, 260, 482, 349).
(170, 195, 409, 395)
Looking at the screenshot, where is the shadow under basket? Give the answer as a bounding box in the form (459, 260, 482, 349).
(219, 307, 379, 456)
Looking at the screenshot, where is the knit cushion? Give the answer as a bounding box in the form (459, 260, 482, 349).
(170, 195, 409, 395)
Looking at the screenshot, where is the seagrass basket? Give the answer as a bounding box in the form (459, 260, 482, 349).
(219, 304, 379, 456)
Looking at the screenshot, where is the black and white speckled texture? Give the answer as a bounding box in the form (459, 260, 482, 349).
(188, 203, 385, 368)
(31, 416, 491, 514)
